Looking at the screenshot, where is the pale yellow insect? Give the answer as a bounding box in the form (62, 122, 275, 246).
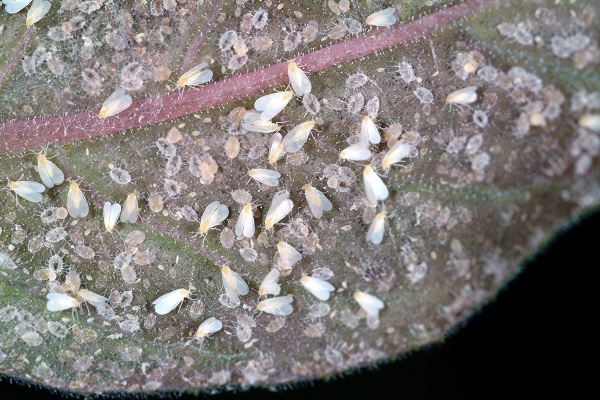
(194, 317, 222, 340)
(221, 265, 249, 303)
(259, 268, 281, 296)
(98, 88, 133, 119)
(446, 86, 478, 106)
(277, 241, 302, 269)
(365, 7, 397, 27)
(353, 291, 384, 317)
(363, 165, 389, 203)
(366, 211, 386, 244)
(256, 295, 293, 316)
(300, 275, 335, 301)
(303, 184, 332, 219)
(254, 91, 294, 121)
(37, 152, 64, 188)
(235, 203, 255, 238)
(288, 61, 312, 96)
(26, 0, 50, 27)
(67, 181, 89, 218)
(265, 192, 293, 229)
(152, 289, 191, 315)
(6, 180, 45, 203)
(120, 192, 139, 223)
(199, 201, 229, 235)
(177, 62, 213, 88)
(281, 120, 315, 153)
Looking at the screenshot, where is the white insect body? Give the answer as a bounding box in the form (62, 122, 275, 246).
(360, 116, 381, 145)
(248, 168, 281, 187)
(26, 0, 50, 26)
(363, 165, 389, 203)
(366, 211, 387, 244)
(37, 153, 64, 188)
(177, 63, 213, 88)
(5, 0, 32, 14)
(265, 192, 293, 229)
(339, 143, 372, 161)
(152, 288, 191, 315)
(98, 88, 132, 119)
(353, 291, 384, 317)
(365, 7, 397, 27)
(67, 181, 89, 218)
(382, 142, 413, 171)
(235, 203, 255, 238)
(241, 112, 280, 133)
(303, 184, 332, 219)
(446, 86, 478, 106)
(300, 275, 335, 301)
(7, 180, 45, 203)
(76, 289, 108, 308)
(579, 114, 600, 132)
(46, 292, 80, 312)
(254, 91, 293, 121)
(120, 192, 139, 223)
(194, 317, 223, 340)
(199, 201, 229, 235)
(277, 241, 302, 269)
(281, 120, 315, 153)
(288, 61, 312, 96)
(268, 132, 287, 164)
(256, 295, 293, 316)
(221, 265, 249, 303)
(259, 268, 281, 296)
(103, 201, 122, 232)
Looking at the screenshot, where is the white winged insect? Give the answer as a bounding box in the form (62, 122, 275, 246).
(103, 202, 122, 232)
(98, 88, 133, 119)
(221, 265, 249, 303)
(194, 317, 222, 340)
(248, 168, 280, 187)
(4, 0, 32, 14)
(46, 292, 80, 312)
(241, 111, 281, 133)
(288, 61, 312, 96)
(259, 268, 281, 296)
(120, 192, 139, 223)
(152, 288, 191, 315)
(366, 211, 387, 245)
(265, 191, 293, 229)
(37, 152, 64, 188)
(256, 295, 293, 316)
(67, 181, 89, 218)
(382, 141, 413, 171)
(254, 91, 293, 121)
(339, 143, 372, 161)
(300, 275, 335, 301)
(360, 116, 381, 145)
(268, 132, 287, 164)
(353, 291, 384, 317)
(445, 86, 478, 108)
(177, 62, 213, 88)
(75, 289, 108, 308)
(579, 114, 600, 132)
(26, 0, 50, 26)
(363, 165, 389, 202)
(235, 203, 255, 238)
(6, 180, 45, 203)
(303, 184, 332, 219)
(198, 201, 229, 236)
(277, 241, 302, 269)
(281, 120, 315, 153)
(365, 7, 397, 27)
(363, 165, 389, 203)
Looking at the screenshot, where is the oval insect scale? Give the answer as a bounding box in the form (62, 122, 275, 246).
(304, 184, 332, 219)
(288, 61, 312, 95)
(300, 275, 335, 301)
(67, 182, 89, 218)
(248, 168, 281, 187)
(98, 88, 133, 119)
(7, 180, 45, 203)
(177, 63, 213, 88)
(256, 295, 293, 316)
(281, 121, 315, 153)
(235, 203, 255, 238)
(363, 165, 389, 203)
(366, 211, 386, 244)
(103, 202, 122, 232)
(152, 289, 191, 315)
(365, 7, 397, 27)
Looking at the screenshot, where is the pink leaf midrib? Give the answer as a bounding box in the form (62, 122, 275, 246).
(0, 0, 504, 154)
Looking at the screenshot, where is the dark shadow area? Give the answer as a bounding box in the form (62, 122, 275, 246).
(1, 209, 597, 400)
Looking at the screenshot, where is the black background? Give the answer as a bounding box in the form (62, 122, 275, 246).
(0, 209, 596, 400)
